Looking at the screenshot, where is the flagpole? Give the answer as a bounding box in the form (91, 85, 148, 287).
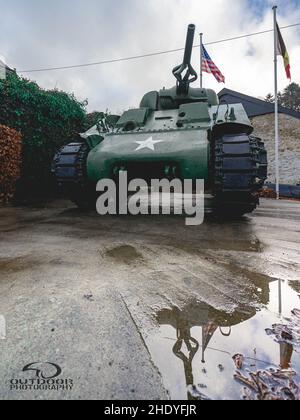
(273, 5, 280, 200)
(200, 33, 203, 88)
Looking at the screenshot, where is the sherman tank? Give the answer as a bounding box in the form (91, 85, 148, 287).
(53, 24, 268, 216)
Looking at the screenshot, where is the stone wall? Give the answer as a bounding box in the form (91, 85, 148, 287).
(251, 114, 300, 185)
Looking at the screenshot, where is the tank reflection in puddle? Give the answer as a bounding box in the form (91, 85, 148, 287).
(150, 279, 300, 400)
(157, 301, 257, 400)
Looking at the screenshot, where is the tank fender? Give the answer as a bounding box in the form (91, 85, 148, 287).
(211, 121, 253, 138)
(80, 131, 104, 150)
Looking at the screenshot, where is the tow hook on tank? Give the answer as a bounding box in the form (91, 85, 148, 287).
(164, 165, 179, 180)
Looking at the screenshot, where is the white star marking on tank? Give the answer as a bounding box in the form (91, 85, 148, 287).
(134, 137, 164, 152)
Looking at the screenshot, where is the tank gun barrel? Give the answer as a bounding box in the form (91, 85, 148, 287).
(173, 24, 198, 95)
(183, 24, 196, 65)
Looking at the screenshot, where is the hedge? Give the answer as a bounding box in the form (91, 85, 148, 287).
(0, 125, 22, 203)
(0, 72, 87, 197)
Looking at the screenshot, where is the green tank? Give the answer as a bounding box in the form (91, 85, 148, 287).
(53, 24, 267, 216)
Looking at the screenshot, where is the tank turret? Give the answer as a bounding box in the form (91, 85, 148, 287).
(140, 24, 219, 110)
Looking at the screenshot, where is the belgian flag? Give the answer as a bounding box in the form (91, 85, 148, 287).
(276, 23, 291, 80)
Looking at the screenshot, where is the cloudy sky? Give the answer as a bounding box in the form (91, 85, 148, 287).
(1, 0, 300, 113)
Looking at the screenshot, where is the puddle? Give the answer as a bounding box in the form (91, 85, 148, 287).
(0, 255, 75, 274)
(104, 245, 144, 265)
(289, 281, 300, 294)
(0, 256, 44, 274)
(166, 234, 263, 254)
(147, 279, 300, 400)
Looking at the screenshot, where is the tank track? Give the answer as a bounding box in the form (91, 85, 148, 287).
(52, 142, 95, 209)
(214, 133, 267, 216)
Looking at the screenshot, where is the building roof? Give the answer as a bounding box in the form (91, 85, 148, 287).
(0, 59, 14, 75)
(218, 88, 300, 120)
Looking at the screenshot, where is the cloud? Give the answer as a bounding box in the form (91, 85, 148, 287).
(1, 0, 300, 113)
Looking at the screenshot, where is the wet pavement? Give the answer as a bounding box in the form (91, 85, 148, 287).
(0, 198, 300, 400)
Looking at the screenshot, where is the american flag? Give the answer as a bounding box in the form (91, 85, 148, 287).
(201, 45, 225, 83)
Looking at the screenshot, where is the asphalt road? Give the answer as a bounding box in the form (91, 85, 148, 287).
(0, 198, 300, 400)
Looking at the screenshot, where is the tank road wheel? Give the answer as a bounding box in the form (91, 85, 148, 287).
(52, 142, 96, 210)
(213, 133, 267, 218)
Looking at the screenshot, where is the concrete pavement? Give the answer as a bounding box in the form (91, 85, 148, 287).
(0, 199, 299, 399)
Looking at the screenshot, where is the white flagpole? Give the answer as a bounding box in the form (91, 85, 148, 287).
(200, 33, 203, 88)
(273, 5, 280, 200)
